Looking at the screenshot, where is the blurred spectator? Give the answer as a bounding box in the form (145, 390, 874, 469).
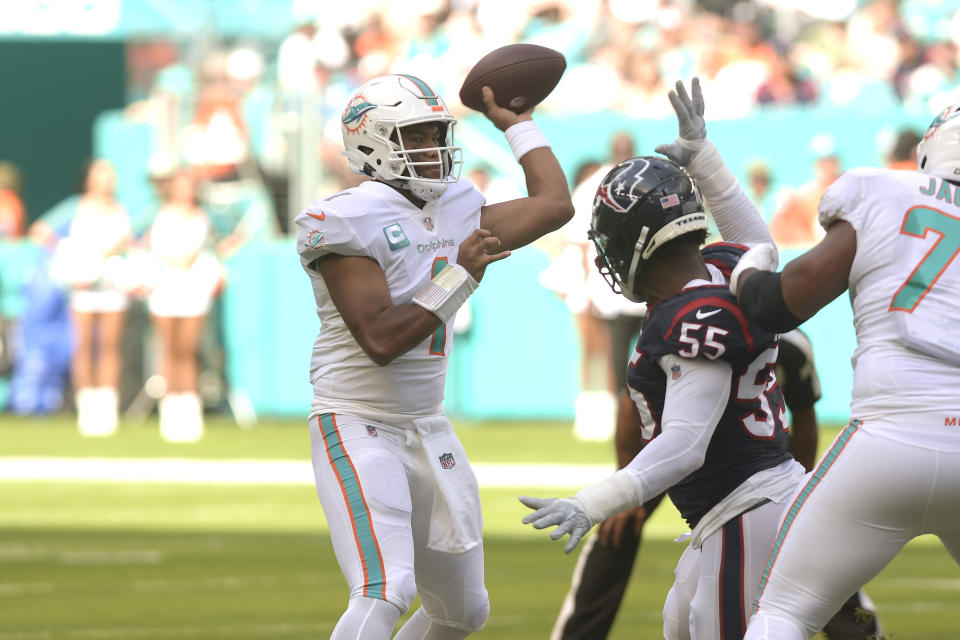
(620, 47, 672, 117)
(466, 163, 523, 206)
(142, 168, 223, 442)
(886, 128, 922, 170)
(846, 0, 907, 81)
(0, 161, 26, 239)
(7, 252, 72, 415)
(892, 33, 925, 100)
(183, 84, 250, 182)
(903, 40, 960, 112)
(540, 131, 644, 441)
(769, 135, 843, 248)
(755, 51, 818, 105)
(746, 159, 777, 222)
(39, 159, 133, 436)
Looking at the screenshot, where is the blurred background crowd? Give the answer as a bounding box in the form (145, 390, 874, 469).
(0, 0, 957, 434)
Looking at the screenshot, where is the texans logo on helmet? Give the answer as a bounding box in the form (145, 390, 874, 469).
(596, 158, 651, 213)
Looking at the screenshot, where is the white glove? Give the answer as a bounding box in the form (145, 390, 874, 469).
(519, 496, 594, 553)
(729, 244, 779, 296)
(654, 77, 707, 167)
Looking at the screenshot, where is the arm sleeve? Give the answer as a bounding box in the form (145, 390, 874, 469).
(576, 355, 733, 523)
(622, 354, 731, 499)
(688, 141, 778, 256)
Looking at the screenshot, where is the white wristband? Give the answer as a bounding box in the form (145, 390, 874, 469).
(412, 263, 479, 324)
(573, 468, 642, 524)
(505, 120, 550, 161)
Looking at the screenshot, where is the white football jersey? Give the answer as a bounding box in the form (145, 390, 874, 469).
(296, 179, 484, 423)
(819, 167, 960, 417)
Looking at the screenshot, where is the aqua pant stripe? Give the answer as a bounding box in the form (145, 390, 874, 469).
(319, 413, 386, 599)
(751, 420, 861, 614)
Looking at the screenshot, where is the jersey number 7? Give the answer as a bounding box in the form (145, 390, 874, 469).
(890, 206, 960, 312)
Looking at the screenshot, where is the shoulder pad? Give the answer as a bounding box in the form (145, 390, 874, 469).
(295, 193, 370, 265)
(700, 242, 748, 279)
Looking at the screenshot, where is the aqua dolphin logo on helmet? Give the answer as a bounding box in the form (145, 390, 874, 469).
(923, 105, 960, 140)
(342, 95, 377, 133)
(918, 103, 960, 179)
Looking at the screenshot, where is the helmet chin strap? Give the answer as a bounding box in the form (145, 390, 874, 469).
(623, 228, 649, 299)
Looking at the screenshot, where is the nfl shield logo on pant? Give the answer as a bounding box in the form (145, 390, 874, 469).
(439, 452, 456, 469)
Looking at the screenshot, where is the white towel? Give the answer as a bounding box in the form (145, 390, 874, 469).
(413, 416, 483, 553)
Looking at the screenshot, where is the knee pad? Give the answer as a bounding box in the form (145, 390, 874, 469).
(662, 586, 691, 640)
(459, 590, 490, 632)
(417, 586, 490, 633)
(393, 570, 418, 613)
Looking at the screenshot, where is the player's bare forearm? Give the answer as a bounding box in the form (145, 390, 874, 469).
(789, 407, 819, 472)
(615, 389, 644, 469)
(779, 221, 855, 319)
(479, 149, 573, 251)
(318, 254, 443, 366)
(353, 303, 445, 366)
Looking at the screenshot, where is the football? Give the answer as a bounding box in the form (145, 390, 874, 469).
(459, 43, 566, 114)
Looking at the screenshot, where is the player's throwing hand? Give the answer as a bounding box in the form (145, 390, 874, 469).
(481, 86, 532, 131)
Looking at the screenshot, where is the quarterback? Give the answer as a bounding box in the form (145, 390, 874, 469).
(733, 105, 960, 638)
(296, 74, 573, 639)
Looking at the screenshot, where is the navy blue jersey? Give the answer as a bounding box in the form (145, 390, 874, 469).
(625, 243, 792, 529)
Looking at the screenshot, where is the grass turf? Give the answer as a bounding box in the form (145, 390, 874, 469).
(0, 415, 957, 638)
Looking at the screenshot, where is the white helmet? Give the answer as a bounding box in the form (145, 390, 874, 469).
(341, 74, 462, 201)
(918, 103, 960, 180)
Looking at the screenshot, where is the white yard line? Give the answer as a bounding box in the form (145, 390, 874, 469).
(0, 457, 614, 489)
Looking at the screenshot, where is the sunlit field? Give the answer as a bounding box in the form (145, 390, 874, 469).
(0, 416, 956, 639)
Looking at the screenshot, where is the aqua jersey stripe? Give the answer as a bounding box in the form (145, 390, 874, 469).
(319, 413, 386, 599)
(751, 420, 861, 614)
(399, 74, 440, 106)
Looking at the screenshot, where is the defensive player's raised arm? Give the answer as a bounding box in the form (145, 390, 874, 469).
(656, 78, 776, 257)
(477, 87, 575, 251)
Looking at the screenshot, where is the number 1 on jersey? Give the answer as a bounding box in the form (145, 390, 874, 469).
(429, 257, 448, 355)
(890, 206, 960, 312)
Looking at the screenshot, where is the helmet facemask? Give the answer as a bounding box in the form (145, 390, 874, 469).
(390, 120, 462, 201)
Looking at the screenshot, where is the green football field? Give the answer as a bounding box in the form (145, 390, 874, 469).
(0, 416, 956, 639)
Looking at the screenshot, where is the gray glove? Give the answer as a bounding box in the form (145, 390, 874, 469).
(519, 495, 594, 553)
(654, 77, 707, 167)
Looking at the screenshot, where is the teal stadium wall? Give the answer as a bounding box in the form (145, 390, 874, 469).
(22, 103, 921, 424)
